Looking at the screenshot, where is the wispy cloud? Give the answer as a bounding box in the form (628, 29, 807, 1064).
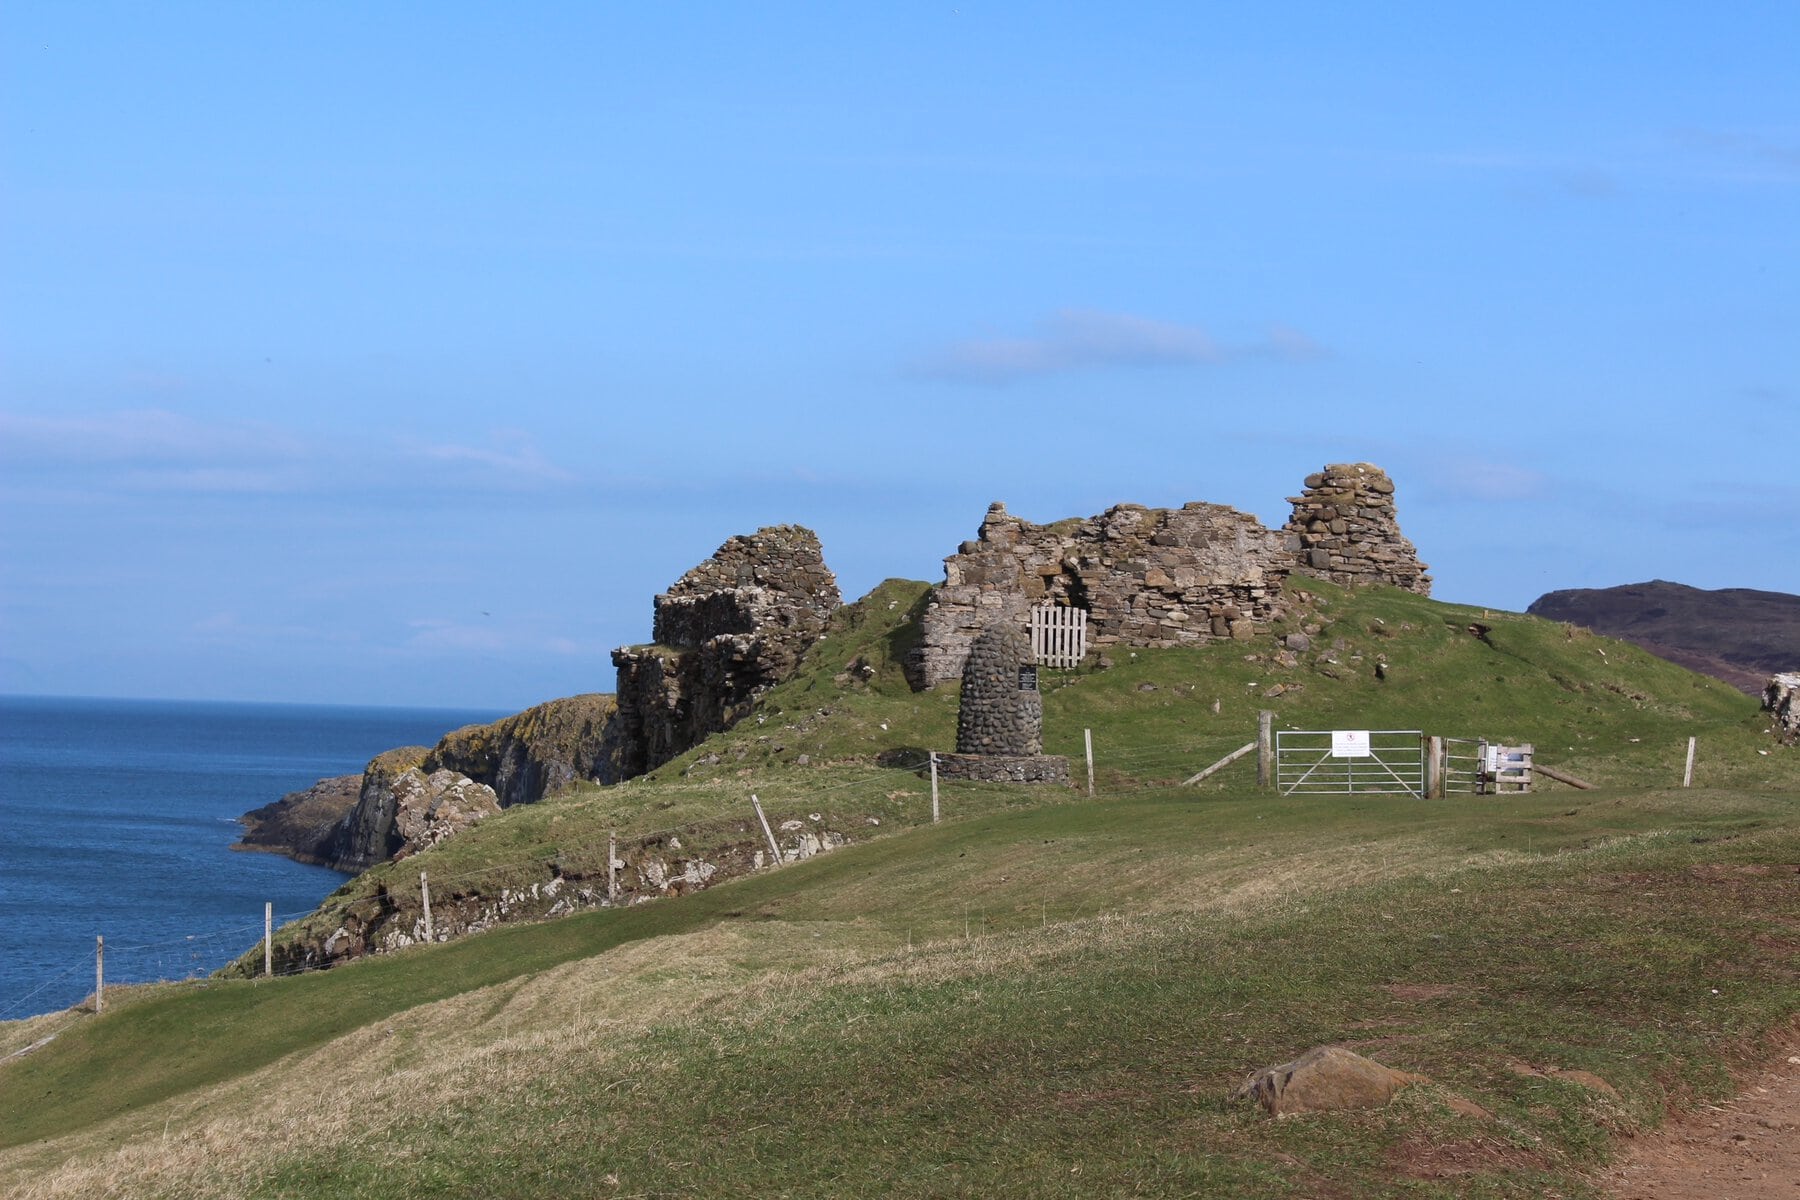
(399, 429, 577, 485)
(0, 408, 305, 467)
(915, 309, 1325, 384)
(0, 408, 579, 496)
(1417, 460, 1550, 504)
(1669, 128, 1800, 173)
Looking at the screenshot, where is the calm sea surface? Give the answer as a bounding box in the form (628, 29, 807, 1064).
(0, 695, 508, 1019)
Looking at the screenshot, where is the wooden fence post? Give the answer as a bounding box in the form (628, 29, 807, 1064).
(608, 831, 618, 903)
(751, 794, 782, 865)
(264, 901, 273, 977)
(1257, 711, 1274, 789)
(1084, 728, 1095, 798)
(95, 936, 104, 1014)
(420, 871, 434, 944)
(1180, 741, 1256, 787)
(1683, 737, 1697, 788)
(929, 752, 941, 823)
(1425, 736, 1444, 799)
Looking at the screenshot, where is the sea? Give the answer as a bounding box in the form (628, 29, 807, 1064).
(0, 695, 509, 1020)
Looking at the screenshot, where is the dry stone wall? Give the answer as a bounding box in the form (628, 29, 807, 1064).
(911, 464, 1429, 689)
(610, 525, 841, 775)
(1282, 463, 1430, 594)
(910, 500, 1292, 689)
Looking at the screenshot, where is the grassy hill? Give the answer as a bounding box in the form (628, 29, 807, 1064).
(3, 579, 1796, 1198)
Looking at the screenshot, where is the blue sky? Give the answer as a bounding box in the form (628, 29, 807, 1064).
(3, 2, 1795, 709)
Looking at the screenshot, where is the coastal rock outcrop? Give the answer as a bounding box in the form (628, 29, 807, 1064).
(425, 692, 625, 801)
(610, 525, 840, 776)
(323, 746, 430, 873)
(388, 769, 502, 857)
(234, 773, 362, 865)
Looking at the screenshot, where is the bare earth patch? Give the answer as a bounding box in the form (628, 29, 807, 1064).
(1599, 1044, 1800, 1200)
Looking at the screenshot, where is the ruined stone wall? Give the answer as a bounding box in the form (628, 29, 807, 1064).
(910, 464, 1428, 690)
(910, 500, 1292, 689)
(610, 526, 841, 776)
(1283, 463, 1430, 595)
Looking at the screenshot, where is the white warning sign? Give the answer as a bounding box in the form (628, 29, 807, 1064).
(1331, 730, 1371, 758)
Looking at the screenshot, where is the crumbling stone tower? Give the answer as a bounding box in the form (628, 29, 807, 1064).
(1283, 463, 1430, 594)
(610, 525, 840, 776)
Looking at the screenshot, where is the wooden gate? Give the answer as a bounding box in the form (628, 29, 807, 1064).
(1030, 604, 1088, 668)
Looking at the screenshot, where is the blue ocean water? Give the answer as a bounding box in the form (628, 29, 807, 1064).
(0, 695, 509, 1019)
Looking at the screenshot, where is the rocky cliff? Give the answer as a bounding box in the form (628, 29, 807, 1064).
(247, 695, 623, 872)
(609, 525, 841, 775)
(234, 773, 362, 865)
(324, 746, 433, 873)
(425, 692, 624, 801)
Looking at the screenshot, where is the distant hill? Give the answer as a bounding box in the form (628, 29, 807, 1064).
(1527, 580, 1800, 693)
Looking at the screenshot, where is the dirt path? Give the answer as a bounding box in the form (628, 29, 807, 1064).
(1599, 1044, 1800, 1200)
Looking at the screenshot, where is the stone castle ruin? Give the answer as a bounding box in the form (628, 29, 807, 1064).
(610, 525, 841, 776)
(909, 463, 1428, 690)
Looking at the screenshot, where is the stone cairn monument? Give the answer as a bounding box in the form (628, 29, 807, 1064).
(934, 623, 1070, 784)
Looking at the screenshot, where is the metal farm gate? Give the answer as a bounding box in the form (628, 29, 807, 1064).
(1275, 730, 1426, 798)
(1441, 737, 1485, 795)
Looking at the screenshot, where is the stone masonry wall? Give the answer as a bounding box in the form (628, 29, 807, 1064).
(1283, 463, 1430, 595)
(910, 500, 1292, 689)
(910, 464, 1428, 689)
(611, 526, 841, 776)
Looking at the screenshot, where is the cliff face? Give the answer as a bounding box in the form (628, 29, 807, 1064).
(324, 746, 431, 873)
(274, 695, 623, 872)
(609, 526, 841, 776)
(425, 693, 624, 802)
(234, 773, 362, 865)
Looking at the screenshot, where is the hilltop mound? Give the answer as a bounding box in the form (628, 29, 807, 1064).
(233, 573, 1785, 975)
(1528, 580, 1800, 692)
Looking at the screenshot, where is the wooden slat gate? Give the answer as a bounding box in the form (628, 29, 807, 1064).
(1030, 604, 1088, 669)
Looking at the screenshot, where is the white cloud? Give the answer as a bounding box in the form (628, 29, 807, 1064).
(400, 429, 577, 485)
(0, 408, 578, 496)
(0, 408, 305, 467)
(916, 309, 1324, 384)
(1421, 461, 1550, 503)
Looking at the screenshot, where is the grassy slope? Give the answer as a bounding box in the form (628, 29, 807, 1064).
(3, 579, 1796, 1197)
(251, 579, 1789, 966)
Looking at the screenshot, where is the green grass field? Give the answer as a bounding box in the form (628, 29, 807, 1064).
(3, 580, 1795, 1198)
